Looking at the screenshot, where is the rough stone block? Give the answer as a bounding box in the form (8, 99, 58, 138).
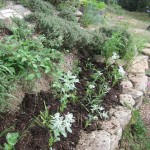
(145, 43, 150, 48)
(120, 80, 133, 89)
(142, 48, 150, 56)
(128, 74, 148, 92)
(76, 130, 111, 150)
(120, 94, 135, 108)
(0, 9, 22, 19)
(127, 55, 148, 74)
(114, 106, 132, 129)
(11, 5, 31, 16)
(122, 88, 143, 100)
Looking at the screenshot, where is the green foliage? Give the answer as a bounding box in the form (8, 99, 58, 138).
(57, 4, 77, 22)
(26, 12, 105, 54)
(118, 0, 149, 12)
(107, 2, 124, 15)
(81, 3, 104, 27)
(120, 109, 150, 150)
(0, 65, 15, 112)
(52, 71, 79, 111)
(36, 104, 75, 147)
(47, 0, 72, 6)
(0, 19, 63, 112)
(0, 0, 5, 8)
(82, 63, 110, 122)
(3, 132, 19, 150)
(0, 20, 62, 80)
(13, 0, 56, 15)
(101, 27, 134, 61)
(80, 0, 106, 10)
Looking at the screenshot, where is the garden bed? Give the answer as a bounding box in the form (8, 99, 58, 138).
(0, 58, 122, 150)
(0, 1, 140, 149)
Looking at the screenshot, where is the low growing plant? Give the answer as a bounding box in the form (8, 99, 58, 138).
(0, 20, 63, 81)
(57, 4, 77, 22)
(0, 65, 15, 112)
(2, 132, 19, 150)
(102, 27, 134, 61)
(52, 71, 79, 111)
(36, 103, 75, 147)
(80, 2, 104, 27)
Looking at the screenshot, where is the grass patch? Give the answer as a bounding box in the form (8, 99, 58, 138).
(125, 11, 150, 23)
(0, 0, 6, 9)
(120, 109, 150, 150)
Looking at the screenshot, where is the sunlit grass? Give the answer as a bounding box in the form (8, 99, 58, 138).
(0, 0, 6, 9)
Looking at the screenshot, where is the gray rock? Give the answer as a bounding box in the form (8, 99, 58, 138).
(101, 116, 122, 135)
(115, 59, 126, 66)
(109, 108, 116, 117)
(122, 88, 143, 100)
(134, 96, 143, 108)
(120, 80, 133, 89)
(145, 43, 150, 48)
(75, 10, 83, 17)
(76, 130, 111, 150)
(11, 5, 31, 17)
(128, 74, 148, 92)
(142, 48, 150, 56)
(110, 128, 122, 150)
(120, 94, 135, 108)
(100, 116, 122, 150)
(114, 106, 132, 129)
(0, 9, 23, 19)
(127, 55, 148, 74)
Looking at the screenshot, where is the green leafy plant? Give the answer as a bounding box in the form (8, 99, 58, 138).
(87, 104, 108, 124)
(80, 2, 105, 27)
(3, 132, 19, 150)
(81, 63, 110, 123)
(57, 4, 77, 22)
(0, 20, 62, 81)
(106, 65, 125, 86)
(85, 69, 110, 104)
(0, 65, 15, 112)
(80, 0, 106, 10)
(120, 109, 150, 150)
(36, 104, 75, 147)
(102, 28, 134, 61)
(25, 11, 105, 54)
(53, 71, 79, 111)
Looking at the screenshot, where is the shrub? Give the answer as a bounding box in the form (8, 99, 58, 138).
(26, 12, 104, 54)
(80, 3, 104, 27)
(57, 4, 77, 22)
(13, 0, 56, 15)
(100, 27, 134, 61)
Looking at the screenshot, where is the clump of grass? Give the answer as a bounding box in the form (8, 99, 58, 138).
(0, 65, 15, 112)
(120, 109, 150, 150)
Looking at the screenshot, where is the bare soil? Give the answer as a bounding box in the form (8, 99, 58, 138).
(0, 58, 121, 150)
